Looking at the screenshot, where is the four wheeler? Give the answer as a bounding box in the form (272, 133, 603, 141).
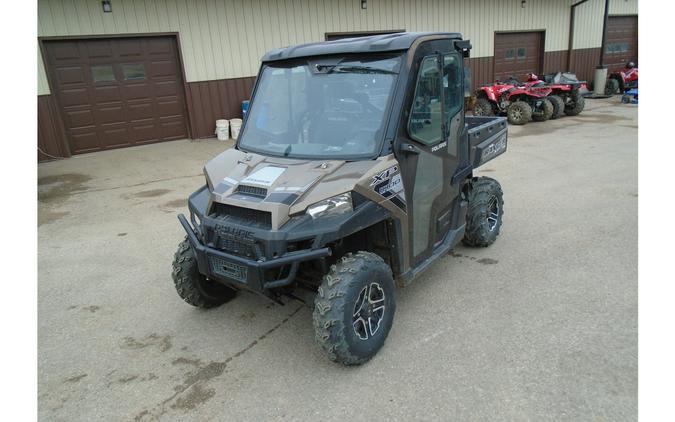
(526, 72, 587, 117)
(473, 79, 553, 125)
(606, 61, 638, 95)
(172, 32, 508, 365)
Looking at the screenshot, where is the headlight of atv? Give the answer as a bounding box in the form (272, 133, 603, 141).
(306, 193, 353, 219)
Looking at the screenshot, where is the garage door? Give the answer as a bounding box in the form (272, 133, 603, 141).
(605, 16, 638, 72)
(493, 32, 543, 82)
(43, 36, 188, 154)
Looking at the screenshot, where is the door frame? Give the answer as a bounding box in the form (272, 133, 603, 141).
(38, 32, 194, 150)
(492, 30, 546, 81)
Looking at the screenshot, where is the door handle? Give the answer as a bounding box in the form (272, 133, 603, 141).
(400, 143, 421, 155)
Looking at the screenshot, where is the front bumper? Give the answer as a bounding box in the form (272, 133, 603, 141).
(178, 214, 331, 293)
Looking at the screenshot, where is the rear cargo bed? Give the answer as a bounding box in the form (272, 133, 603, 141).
(466, 116, 508, 168)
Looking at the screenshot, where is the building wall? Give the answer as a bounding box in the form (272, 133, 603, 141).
(37, 0, 637, 159)
(609, 0, 638, 15)
(38, 0, 636, 95)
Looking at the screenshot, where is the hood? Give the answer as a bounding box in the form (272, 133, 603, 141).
(203, 148, 394, 229)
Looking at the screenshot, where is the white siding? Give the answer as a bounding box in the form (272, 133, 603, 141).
(609, 0, 638, 15)
(572, 0, 605, 50)
(38, 0, 635, 95)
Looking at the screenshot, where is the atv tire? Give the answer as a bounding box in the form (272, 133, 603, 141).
(605, 78, 620, 95)
(313, 252, 396, 365)
(172, 237, 237, 308)
(506, 101, 532, 125)
(532, 98, 554, 122)
(463, 177, 504, 247)
(564, 90, 585, 116)
(548, 95, 565, 119)
(473, 98, 494, 116)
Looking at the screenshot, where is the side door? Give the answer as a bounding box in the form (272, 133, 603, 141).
(396, 40, 464, 268)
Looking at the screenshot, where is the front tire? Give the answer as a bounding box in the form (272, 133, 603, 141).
(313, 252, 396, 365)
(463, 177, 504, 247)
(605, 78, 620, 95)
(506, 101, 532, 125)
(172, 238, 237, 308)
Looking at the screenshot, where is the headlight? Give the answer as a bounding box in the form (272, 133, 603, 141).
(306, 193, 353, 219)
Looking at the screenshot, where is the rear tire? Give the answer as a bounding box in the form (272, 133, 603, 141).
(172, 238, 237, 308)
(506, 101, 532, 125)
(473, 98, 495, 116)
(532, 98, 554, 122)
(313, 252, 396, 365)
(463, 177, 504, 247)
(548, 95, 565, 119)
(564, 90, 585, 116)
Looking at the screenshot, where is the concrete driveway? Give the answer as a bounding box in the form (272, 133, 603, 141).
(38, 98, 637, 421)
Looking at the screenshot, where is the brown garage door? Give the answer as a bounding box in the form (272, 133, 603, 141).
(605, 16, 638, 72)
(494, 32, 543, 82)
(43, 36, 188, 154)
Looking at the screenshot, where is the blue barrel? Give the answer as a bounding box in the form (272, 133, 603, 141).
(242, 100, 250, 119)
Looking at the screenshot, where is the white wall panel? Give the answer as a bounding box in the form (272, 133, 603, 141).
(38, 0, 635, 95)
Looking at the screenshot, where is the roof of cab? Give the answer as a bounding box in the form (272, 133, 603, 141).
(261, 31, 463, 62)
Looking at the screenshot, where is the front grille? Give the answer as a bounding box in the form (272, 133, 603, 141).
(211, 203, 272, 229)
(209, 256, 248, 282)
(213, 227, 257, 258)
(237, 185, 268, 198)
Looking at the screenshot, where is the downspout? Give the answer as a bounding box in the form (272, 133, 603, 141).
(598, 0, 610, 66)
(567, 0, 590, 70)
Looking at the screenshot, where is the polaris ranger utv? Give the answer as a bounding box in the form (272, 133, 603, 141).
(172, 32, 507, 365)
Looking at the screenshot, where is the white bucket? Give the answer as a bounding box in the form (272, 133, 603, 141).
(230, 118, 243, 140)
(215, 119, 229, 141)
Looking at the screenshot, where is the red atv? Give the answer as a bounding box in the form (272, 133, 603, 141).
(606, 61, 638, 95)
(526, 72, 587, 118)
(472, 79, 553, 125)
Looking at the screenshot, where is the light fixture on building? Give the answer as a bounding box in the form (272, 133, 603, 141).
(521, 0, 527, 7)
(102, 0, 112, 13)
(361, 0, 367, 10)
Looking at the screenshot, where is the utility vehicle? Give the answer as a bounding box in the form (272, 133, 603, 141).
(172, 32, 508, 365)
(472, 79, 553, 125)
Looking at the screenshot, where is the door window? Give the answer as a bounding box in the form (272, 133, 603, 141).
(408, 56, 442, 145)
(443, 54, 462, 120)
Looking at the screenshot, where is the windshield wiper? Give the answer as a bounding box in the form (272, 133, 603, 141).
(317, 64, 397, 75)
(283, 144, 292, 157)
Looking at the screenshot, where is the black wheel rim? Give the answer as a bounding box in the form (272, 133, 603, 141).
(352, 282, 386, 341)
(487, 195, 500, 231)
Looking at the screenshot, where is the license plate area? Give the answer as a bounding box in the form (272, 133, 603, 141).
(209, 255, 248, 282)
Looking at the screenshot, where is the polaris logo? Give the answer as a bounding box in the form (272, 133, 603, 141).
(431, 141, 447, 153)
(215, 224, 254, 241)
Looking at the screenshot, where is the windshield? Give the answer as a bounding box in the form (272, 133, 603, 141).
(238, 55, 401, 160)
